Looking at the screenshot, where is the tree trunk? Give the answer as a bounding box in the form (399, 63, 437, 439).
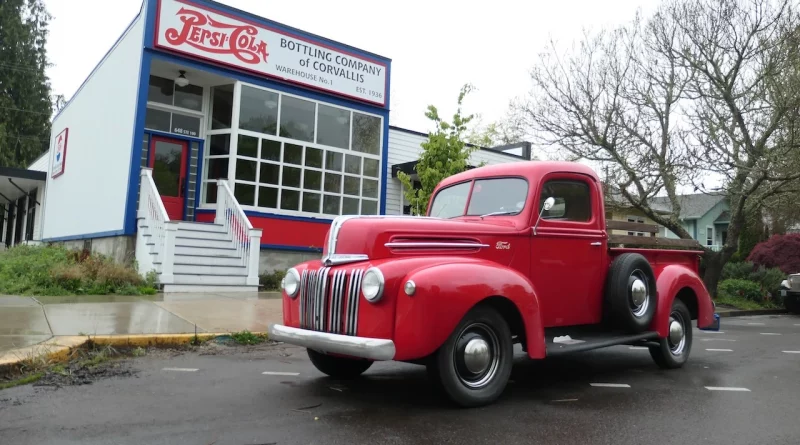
(702, 251, 724, 298)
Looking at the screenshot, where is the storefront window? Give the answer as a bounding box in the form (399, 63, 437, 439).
(203, 83, 383, 217)
(211, 85, 234, 130)
(147, 75, 203, 111)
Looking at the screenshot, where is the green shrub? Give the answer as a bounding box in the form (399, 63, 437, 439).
(718, 279, 768, 303)
(259, 269, 286, 291)
(0, 245, 157, 296)
(721, 261, 755, 281)
(720, 261, 786, 300)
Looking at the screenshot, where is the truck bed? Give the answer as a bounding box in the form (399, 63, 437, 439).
(606, 220, 704, 251)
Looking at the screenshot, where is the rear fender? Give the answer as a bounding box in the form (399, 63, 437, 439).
(393, 261, 545, 361)
(653, 264, 715, 336)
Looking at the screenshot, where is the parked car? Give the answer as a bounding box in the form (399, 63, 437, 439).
(268, 161, 719, 407)
(780, 274, 800, 314)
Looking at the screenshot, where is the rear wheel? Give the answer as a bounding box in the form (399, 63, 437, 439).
(427, 305, 513, 408)
(649, 299, 693, 369)
(606, 253, 658, 333)
(307, 349, 373, 379)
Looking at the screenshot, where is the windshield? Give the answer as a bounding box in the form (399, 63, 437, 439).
(429, 177, 529, 218)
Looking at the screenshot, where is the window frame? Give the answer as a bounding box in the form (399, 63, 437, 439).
(626, 215, 646, 237)
(199, 81, 384, 219)
(535, 175, 597, 228)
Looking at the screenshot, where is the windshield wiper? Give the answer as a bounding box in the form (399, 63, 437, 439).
(479, 210, 516, 219)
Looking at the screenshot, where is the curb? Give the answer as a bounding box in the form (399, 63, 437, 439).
(0, 332, 267, 378)
(717, 309, 788, 318)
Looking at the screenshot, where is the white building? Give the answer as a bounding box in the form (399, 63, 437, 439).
(1, 0, 529, 291)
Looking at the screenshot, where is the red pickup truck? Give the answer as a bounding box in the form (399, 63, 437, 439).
(268, 161, 719, 407)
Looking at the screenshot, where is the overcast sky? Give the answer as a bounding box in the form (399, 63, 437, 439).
(43, 0, 657, 136)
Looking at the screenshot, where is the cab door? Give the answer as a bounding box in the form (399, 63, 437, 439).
(529, 173, 607, 327)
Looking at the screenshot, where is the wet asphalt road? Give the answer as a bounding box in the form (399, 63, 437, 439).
(1, 314, 800, 445)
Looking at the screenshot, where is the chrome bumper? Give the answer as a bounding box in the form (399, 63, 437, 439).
(267, 324, 396, 361)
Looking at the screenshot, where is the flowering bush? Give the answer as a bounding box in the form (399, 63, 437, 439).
(747, 233, 800, 274)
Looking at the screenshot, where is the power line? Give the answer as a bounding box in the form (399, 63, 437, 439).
(0, 105, 52, 116)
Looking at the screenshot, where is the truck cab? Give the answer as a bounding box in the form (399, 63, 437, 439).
(268, 161, 719, 407)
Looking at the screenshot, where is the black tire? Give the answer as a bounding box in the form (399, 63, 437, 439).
(649, 298, 693, 369)
(605, 253, 658, 332)
(785, 293, 800, 314)
(307, 349, 373, 379)
(426, 305, 513, 408)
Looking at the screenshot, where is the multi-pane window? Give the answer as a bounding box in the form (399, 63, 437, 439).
(145, 75, 204, 137)
(202, 83, 383, 217)
(627, 215, 646, 236)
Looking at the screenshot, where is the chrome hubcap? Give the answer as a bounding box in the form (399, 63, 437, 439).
(629, 271, 650, 318)
(463, 338, 491, 374)
(668, 312, 687, 355)
(453, 323, 501, 389)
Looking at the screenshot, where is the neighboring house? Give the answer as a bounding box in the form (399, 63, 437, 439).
(602, 185, 669, 237)
(649, 194, 730, 251)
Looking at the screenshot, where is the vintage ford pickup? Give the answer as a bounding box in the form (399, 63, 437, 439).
(268, 161, 720, 407)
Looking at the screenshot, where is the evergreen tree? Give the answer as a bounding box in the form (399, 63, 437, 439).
(0, 0, 54, 168)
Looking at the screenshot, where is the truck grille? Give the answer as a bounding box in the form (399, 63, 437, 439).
(299, 267, 364, 336)
(790, 275, 800, 292)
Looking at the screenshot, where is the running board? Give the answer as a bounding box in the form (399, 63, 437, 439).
(545, 331, 660, 356)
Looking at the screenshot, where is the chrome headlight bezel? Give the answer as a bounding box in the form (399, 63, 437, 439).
(361, 267, 385, 303)
(282, 267, 301, 298)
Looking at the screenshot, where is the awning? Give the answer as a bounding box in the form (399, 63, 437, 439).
(0, 166, 46, 204)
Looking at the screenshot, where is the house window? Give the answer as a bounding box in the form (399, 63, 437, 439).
(202, 83, 383, 217)
(627, 215, 646, 236)
(706, 226, 713, 246)
(539, 180, 592, 222)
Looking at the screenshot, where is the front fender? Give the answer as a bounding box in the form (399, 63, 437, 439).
(653, 264, 715, 337)
(392, 260, 545, 361)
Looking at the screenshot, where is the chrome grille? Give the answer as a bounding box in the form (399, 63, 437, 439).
(299, 267, 364, 336)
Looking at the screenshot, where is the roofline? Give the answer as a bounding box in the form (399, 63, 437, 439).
(388, 125, 529, 161)
(0, 166, 47, 182)
(26, 150, 49, 170)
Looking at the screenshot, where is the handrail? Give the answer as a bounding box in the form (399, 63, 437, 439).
(219, 180, 253, 229)
(137, 168, 172, 280)
(215, 180, 261, 283)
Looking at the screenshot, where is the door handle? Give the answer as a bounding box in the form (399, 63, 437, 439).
(590, 241, 602, 246)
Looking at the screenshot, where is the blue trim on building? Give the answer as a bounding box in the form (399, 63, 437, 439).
(261, 243, 323, 253)
(149, 0, 391, 65)
(195, 208, 334, 224)
(379, 65, 392, 215)
(123, 50, 154, 236)
(43, 230, 127, 243)
(144, 129, 205, 143)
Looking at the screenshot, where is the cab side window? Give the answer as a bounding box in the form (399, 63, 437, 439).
(539, 180, 592, 222)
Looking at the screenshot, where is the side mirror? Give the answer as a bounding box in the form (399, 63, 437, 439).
(533, 196, 556, 236)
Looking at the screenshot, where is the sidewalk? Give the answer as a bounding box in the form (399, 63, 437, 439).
(0, 292, 283, 356)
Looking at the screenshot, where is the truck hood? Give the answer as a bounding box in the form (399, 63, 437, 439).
(323, 216, 525, 264)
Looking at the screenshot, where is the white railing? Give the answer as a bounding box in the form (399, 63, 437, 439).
(215, 180, 262, 286)
(136, 168, 175, 281)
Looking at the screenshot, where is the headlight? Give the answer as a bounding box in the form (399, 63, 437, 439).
(782, 279, 790, 290)
(361, 267, 385, 303)
(282, 268, 301, 298)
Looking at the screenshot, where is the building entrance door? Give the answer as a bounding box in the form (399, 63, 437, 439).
(150, 136, 188, 221)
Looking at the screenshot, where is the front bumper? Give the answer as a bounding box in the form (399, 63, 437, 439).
(268, 324, 396, 361)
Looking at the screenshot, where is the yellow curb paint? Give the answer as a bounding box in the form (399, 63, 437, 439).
(0, 332, 267, 375)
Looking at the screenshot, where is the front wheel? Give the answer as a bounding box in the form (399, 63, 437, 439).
(307, 349, 373, 379)
(427, 305, 513, 408)
(649, 299, 693, 369)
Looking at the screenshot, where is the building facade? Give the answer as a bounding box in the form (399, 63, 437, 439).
(5, 0, 528, 285)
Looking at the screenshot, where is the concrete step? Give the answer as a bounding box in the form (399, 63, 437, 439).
(165, 273, 249, 286)
(170, 253, 244, 266)
(174, 229, 233, 242)
(174, 236, 237, 249)
(173, 244, 239, 256)
(161, 283, 259, 293)
(152, 261, 247, 275)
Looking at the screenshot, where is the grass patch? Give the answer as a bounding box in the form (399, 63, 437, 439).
(230, 330, 269, 345)
(0, 372, 43, 390)
(0, 244, 158, 296)
(715, 296, 782, 311)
